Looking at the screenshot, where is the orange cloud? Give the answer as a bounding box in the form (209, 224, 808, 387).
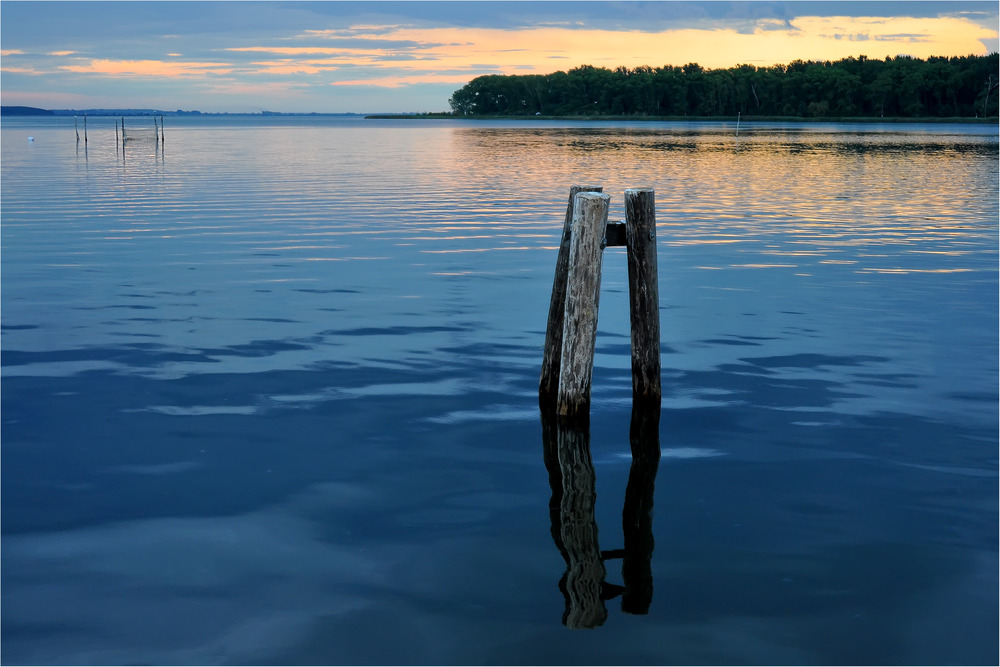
(228, 46, 361, 56)
(13, 13, 991, 94)
(374, 17, 995, 71)
(1, 65, 41, 74)
(60, 59, 233, 77)
(202, 80, 311, 97)
(225, 14, 995, 88)
(246, 59, 341, 75)
(331, 73, 483, 88)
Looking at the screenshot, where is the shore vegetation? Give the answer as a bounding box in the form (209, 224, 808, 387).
(446, 54, 999, 119)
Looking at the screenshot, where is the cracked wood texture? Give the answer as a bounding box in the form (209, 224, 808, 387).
(539, 185, 603, 409)
(556, 192, 610, 418)
(625, 188, 662, 405)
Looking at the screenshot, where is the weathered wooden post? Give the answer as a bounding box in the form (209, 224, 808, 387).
(83, 115, 88, 144)
(160, 115, 164, 143)
(557, 192, 611, 419)
(624, 188, 661, 406)
(74, 116, 79, 142)
(540, 185, 603, 408)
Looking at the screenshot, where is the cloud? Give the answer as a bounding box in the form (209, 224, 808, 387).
(789, 15, 996, 55)
(0, 3, 995, 112)
(59, 58, 234, 77)
(0, 66, 42, 75)
(246, 60, 342, 76)
(233, 16, 997, 83)
(331, 73, 483, 88)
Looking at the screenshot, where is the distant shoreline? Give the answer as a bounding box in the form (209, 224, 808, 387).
(3, 106, 994, 124)
(365, 113, 999, 124)
(0, 106, 370, 118)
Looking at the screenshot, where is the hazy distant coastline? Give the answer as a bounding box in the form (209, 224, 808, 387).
(4, 107, 994, 124)
(0, 106, 370, 117)
(365, 112, 998, 123)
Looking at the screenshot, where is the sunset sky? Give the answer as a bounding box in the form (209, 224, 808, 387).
(1, 1, 997, 113)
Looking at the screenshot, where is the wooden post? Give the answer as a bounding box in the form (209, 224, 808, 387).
(624, 188, 661, 406)
(557, 192, 610, 418)
(83, 115, 87, 144)
(540, 185, 603, 408)
(115, 119, 119, 150)
(160, 115, 164, 143)
(74, 117, 79, 142)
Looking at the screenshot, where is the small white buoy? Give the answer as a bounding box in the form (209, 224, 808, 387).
(27, 136, 34, 142)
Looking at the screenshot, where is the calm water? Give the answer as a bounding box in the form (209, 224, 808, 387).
(2, 116, 997, 665)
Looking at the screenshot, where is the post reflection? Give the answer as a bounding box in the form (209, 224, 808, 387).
(621, 402, 660, 615)
(541, 403, 660, 628)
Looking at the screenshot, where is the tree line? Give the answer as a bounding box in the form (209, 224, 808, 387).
(448, 54, 999, 118)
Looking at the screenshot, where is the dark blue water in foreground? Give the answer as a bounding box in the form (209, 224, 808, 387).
(2, 116, 997, 665)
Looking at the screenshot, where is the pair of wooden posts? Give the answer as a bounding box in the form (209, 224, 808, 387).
(539, 186, 661, 418)
(74, 116, 87, 144)
(116, 116, 165, 149)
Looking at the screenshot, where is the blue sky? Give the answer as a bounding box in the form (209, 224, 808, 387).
(1, 1, 997, 113)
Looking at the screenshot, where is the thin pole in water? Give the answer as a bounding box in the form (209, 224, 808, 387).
(75, 116, 79, 142)
(160, 115, 164, 143)
(83, 115, 88, 144)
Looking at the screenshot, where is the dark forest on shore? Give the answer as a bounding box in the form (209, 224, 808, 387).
(448, 54, 1000, 119)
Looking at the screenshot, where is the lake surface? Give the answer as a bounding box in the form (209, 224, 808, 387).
(2, 116, 997, 665)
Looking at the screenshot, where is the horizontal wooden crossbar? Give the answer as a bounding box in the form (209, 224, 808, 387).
(605, 221, 627, 247)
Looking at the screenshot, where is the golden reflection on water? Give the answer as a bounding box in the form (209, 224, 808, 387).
(443, 125, 996, 277)
(3, 120, 995, 316)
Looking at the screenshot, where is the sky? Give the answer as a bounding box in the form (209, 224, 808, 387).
(1, 1, 997, 113)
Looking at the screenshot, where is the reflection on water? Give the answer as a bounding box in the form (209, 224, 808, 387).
(1, 117, 996, 665)
(543, 404, 660, 629)
(543, 412, 608, 629)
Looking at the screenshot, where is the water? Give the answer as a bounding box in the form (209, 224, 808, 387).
(2, 116, 997, 665)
